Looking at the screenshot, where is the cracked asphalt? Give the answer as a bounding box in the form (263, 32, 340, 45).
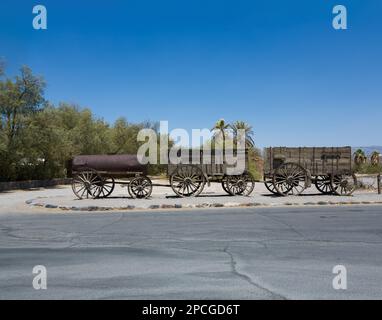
(1, 205, 382, 299)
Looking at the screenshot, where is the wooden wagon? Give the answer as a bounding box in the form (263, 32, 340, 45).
(167, 149, 255, 197)
(263, 146, 357, 196)
(68, 154, 152, 199)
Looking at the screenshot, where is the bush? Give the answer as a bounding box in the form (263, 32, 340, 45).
(354, 163, 382, 174)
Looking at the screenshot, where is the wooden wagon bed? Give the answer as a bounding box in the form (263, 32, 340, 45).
(264, 147, 352, 176)
(166, 149, 255, 197)
(263, 146, 356, 196)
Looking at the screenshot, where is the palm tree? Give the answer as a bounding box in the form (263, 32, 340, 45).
(354, 149, 367, 166)
(371, 151, 380, 166)
(231, 121, 255, 149)
(211, 119, 230, 158)
(211, 119, 230, 146)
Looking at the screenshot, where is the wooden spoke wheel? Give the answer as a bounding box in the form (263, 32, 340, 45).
(98, 177, 115, 198)
(221, 177, 232, 195)
(273, 163, 307, 196)
(314, 175, 333, 194)
(226, 172, 255, 196)
(264, 175, 279, 195)
(331, 174, 357, 196)
(170, 165, 206, 197)
(72, 170, 103, 199)
(128, 176, 153, 199)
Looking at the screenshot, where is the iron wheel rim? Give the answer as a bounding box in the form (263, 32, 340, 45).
(315, 175, 333, 194)
(128, 176, 153, 199)
(170, 165, 206, 197)
(331, 174, 357, 196)
(226, 172, 255, 196)
(72, 170, 102, 199)
(273, 163, 307, 196)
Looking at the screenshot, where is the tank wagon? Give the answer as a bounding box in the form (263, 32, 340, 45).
(68, 154, 152, 199)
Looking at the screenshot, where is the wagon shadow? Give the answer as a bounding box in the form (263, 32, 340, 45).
(101, 196, 140, 200)
(261, 193, 286, 198)
(165, 194, 233, 199)
(72, 196, 139, 200)
(262, 192, 328, 197)
(297, 193, 327, 197)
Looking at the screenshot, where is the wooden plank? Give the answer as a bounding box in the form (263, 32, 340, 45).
(263, 146, 353, 176)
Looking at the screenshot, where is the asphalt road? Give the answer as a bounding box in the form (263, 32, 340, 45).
(0, 206, 382, 299)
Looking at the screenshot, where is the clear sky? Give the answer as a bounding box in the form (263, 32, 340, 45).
(1, 0, 381, 148)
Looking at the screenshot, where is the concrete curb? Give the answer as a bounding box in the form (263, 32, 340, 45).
(25, 197, 382, 212)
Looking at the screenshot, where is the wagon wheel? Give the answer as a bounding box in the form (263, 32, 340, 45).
(264, 175, 279, 195)
(98, 177, 115, 198)
(127, 182, 133, 198)
(221, 177, 232, 195)
(331, 174, 357, 196)
(272, 176, 293, 196)
(226, 172, 255, 196)
(314, 175, 333, 194)
(128, 176, 153, 199)
(273, 163, 307, 196)
(170, 165, 206, 197)
(71, 170, 103, 199)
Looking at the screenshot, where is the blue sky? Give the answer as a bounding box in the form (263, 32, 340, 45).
(1, 0, 381, 148)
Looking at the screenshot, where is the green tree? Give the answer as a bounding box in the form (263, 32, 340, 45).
(67, 108, 111, 155)
(110, 117, 146, 154)
(20, 105, 70, 179)
(0, 66, 45, 180)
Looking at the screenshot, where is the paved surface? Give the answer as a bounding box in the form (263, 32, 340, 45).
(1, 205, 382, 299)
(20, 179, 382, 211)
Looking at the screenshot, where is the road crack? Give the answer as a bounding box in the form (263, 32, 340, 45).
(223, 245, 287, 300)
